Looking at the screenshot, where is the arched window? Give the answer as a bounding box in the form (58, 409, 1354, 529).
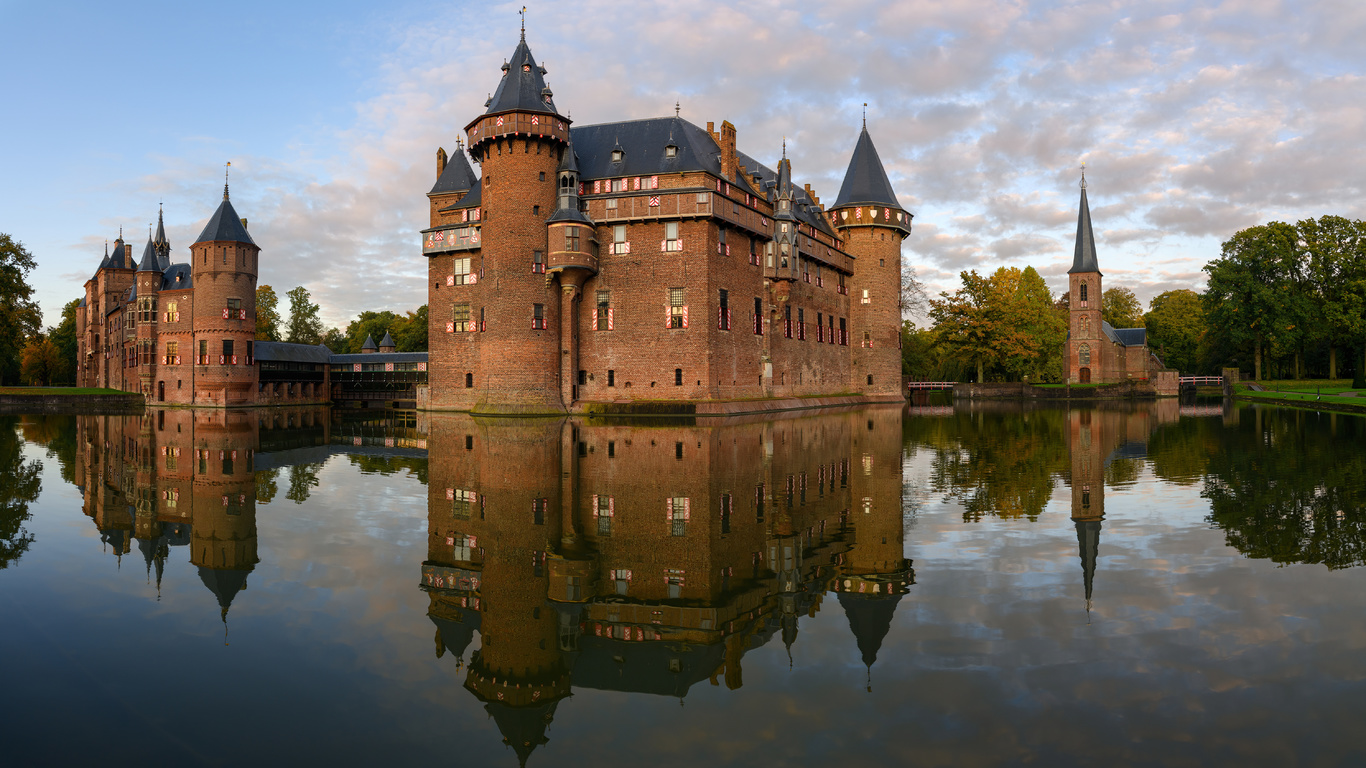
(1078, 344, 1092, 365)
(1079, 315, 1090, 337)
(1079, 282, 1088, 303)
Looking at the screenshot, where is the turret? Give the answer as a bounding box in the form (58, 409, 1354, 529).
(134, 228, 164, 398)
(378, 331, 396, 353)
(771, 143, 800, 282)
(1066, 172, 1103, 384)
(830, 124, 912, 397)
(190, 175, 259, 405)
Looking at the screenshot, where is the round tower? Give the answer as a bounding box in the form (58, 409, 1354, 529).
(189, 177, 259, 406)
(459, 30, 572, 413)
(830, 125, 912, 398)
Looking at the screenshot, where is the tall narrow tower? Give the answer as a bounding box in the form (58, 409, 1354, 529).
(1066, 173, 1102, 385)
(135, 229, 164, 399)
(831, 125, 912, 397)
(457, 30, 571, 413)
(190, 178, 259, 406)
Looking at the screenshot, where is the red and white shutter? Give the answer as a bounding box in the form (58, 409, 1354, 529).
(681, 306, 689, 329)
(607, 308, 614, 330)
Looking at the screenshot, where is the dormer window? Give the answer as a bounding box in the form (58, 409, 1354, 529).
(611, 149, 624, 162)
(665, 145, 678, 158)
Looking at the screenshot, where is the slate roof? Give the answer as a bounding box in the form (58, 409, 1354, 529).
(330, 351, 429, 364)
(160, 263, 193, 290)
(1069, 181, 1100, 275)
(832, 127, 902, 209)
(430, 608, 480, 662)
(197, 566, 251, 619)
(153, 208, 171, 270)
(378, 331, 396, 348)
(437, 178, 482, 212)
(137, 236, 160, 272)
(360, 334, 377, 351)
(838, 591, 903, 669)
(736, 149, 836, 237)
(193, 192, 256, 246)
(483, 35, 558, 117)
(1098, 321, 1146, 347)
(1076, 519, 1101, 604)
(253, 341, 333, 364)
(78, 297, 86, 308)
(429, 148, 479, 195)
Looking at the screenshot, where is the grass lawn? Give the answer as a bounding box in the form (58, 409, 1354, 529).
(0, 387, 135, 396)
(1248, 379, 1365, 396)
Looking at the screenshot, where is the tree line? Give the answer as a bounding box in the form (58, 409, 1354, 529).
(254, 284, 428, 354)
(904, 215, 1366, 384)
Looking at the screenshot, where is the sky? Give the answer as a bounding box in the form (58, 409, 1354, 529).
(3, 0, 1365, 329)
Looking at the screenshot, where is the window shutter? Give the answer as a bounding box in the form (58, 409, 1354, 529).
(608, 308, 614, 330)
(665, 307, 672, 329)
(592, 312, 598, 331)
(682, 306, 689, 328)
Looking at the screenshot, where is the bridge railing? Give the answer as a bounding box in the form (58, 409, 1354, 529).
(906, 381, 956, 390)
(1179, 376, 1224, 385)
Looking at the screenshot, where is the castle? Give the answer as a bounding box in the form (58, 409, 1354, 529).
(421, 30, 912, 413)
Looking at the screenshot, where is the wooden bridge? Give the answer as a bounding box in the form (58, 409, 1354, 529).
(906, 381, 957, 391)
(1179, 376, 1224, 386)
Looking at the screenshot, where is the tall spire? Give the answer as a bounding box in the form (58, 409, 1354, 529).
(832, 127, 902, 209)
(1068, 170, 1101, 275)
(480, 31, 558, 117)
(224, 161, 231, 200)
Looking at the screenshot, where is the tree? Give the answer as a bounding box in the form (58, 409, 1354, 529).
(1298, 216, 1366, 382)
(0, 234, 41, 385)
(395, 305, 428, 352)
(285, 286, 323, 345)
(321, 327, 347, 354)
(1101, 286, 1144, 329)
(0, 415, 42, 569)
(47, 299, 79, 384)
(256, 285, 282, 341)
(20, 337, 62, 386)
(1203, 222, 1301, 380)
(929, 270, 998, 382)
(1144, 289, 1205, 374)
(899, 262, 928, 320)
(928, 266, 1066, 382)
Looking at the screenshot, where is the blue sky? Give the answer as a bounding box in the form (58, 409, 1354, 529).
(4, 0, 1365, 328)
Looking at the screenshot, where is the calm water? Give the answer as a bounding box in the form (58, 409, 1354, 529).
(2, 400, 1364, 766)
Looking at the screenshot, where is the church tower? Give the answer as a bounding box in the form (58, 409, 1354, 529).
(1067, 172, 1103, 384)
(831, 124, 912, 397)
(456, 27, 572, 413)
(190, 176, 259, 406)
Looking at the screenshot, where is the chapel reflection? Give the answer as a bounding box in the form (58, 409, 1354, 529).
(421, 407, 911, 764)
(73, 408, 332, 624)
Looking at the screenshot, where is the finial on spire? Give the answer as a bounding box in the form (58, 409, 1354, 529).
(520, 6, 526, 40)
(119, 226, 123, 239)
(225, 161, 232, 200)
(105, 240, 108, 256)
(675, 100, 680, 117)
(862, 102, 867, 129)
(782, 136, 787, 158)
(1079, 162, 1086, 189)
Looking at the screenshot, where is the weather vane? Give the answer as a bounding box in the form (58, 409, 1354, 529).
(1080, 162, 1087, 189)
(862, 102, 867, 128)
(520, 6, 526, 37)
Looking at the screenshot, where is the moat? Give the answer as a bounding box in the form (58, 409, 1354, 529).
(2, 399, 1364, 766)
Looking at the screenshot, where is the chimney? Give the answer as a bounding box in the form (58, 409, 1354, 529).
(719, 121, 737, 182)
(241, 218, 249, 230)
(124, 243, 133, 267)
(437, 147, 448, 177)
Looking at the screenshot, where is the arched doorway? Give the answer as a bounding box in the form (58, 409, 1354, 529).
(1079, 367, 1091, 384)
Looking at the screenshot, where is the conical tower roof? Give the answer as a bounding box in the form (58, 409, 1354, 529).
(482, 34, 558, 118)
(1068, 176, 1101, 274)
(197, 566, 250, 620)
(378, 331, 396, 349)
(1076, 519, 1101, 608)
(137, 235, 160, 272)
(429, 145, 479, 195)
(484, 699, 560, 767)
(153, 206, 172, 270)
(361, 334, 377, 351)
(833, 127, 901, 209)
(97, 240, 113, 272)
(837, 591, 903, 669)
(193, 185, 256, 246)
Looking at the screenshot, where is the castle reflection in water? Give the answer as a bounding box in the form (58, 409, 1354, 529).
(70, 400, 1190, 763)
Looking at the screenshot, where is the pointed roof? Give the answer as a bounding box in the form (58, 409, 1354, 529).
(833, 127, 901, 209)
(1069, 177, 1100, 274)
(837, 592, 903, 669)
(483, 35, 558, 118)
(197, 566, 250, 619)
(1076, 519, 1101, 606)
(361, 334, 377, 351)
(429, 147, 479, 195)
(98, 240, 114, 271)
(484, 700, 559, 767)
(137, 236, 160, 272)
(153, 207, 172, 270)
(193, 187, 256, 246)
(378, 331, 396, 349)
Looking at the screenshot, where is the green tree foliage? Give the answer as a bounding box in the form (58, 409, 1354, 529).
(341, 306, 429, 353)
(928, 266, 1066, 382)
(1101, 286, 1144, 329)
(19, 336, 63, 386)
(321, 327, 347, 354)
(1298, 216, 1366, 383)
(1144, 289, 1206, 374)
(1203, 222, 1301, 380)
(286, 462, 324, 504)
(285, 286, 324, 345)
(255, 468, 279, 503)
(47, 299, 79, 384)
(0, 234, 41, 385)
(256, 285, 282, 341)
(0, 416, 42, 569)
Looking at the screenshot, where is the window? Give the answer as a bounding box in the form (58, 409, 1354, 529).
(539, 171, 546, 181)
(611, 178, 627, 192)
(453, 257, 472, 284)
(754, 297, 763, 335)
(664, 221, 680, 252)
(532, 303, 546, 330)
(668, 288, 686, 329)
(838, 273, 847, 295)
(797, 308, 805, 340)
(465, 372, 473, 388)
(817, 312, 824, 342)
(1079, 315, 1090, 337)
(245, 340, 253, 363)
(612, 149, 624, 162)
(720, 494, 732, 534)
(1079, 281, 1088, 304)
(674, 368, 683, 386)
(607, 369, 615, 387)
(532, 250, 545, 273)
(802, 260, 810, 283)
(816, 263, 823, 287)
(828, 315, 835, 344)
(222, 339, 234, 364)
(863, 331, 871, 348)
(533, 498, 547, 525)
(452, 303, 470, 332)
(578, 370, 587, 385)
(669, 496, 689, 536)
(452, 489, 475, 519)
(1079, 344, 1092, 365)
(861, 288, 870, 305)
(595, 290, 612, 331)
(595, 494, 614, 535)
(565, 226, 580, 252)
(749, 238, 758, 266)
(718, 228, 728, 257)
(164, 341, 179, 365)
(611, 225, 628, 254)
(784, 305, 792, 338)
(665, 144, 677, 158)
(718, 289, 730, 330)
(606, 196, 618, 211)
(532, 205, 540, 215)
(839, 317, 847, 346)
(227, 297, 241, 312)
(198, 339, 208, 365)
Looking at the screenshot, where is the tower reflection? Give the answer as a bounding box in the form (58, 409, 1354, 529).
(422, 407, 911, 762)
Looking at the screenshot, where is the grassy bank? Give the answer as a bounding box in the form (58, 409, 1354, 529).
(0, 387, 133, 396)
(1232, 380, 1366, 414)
